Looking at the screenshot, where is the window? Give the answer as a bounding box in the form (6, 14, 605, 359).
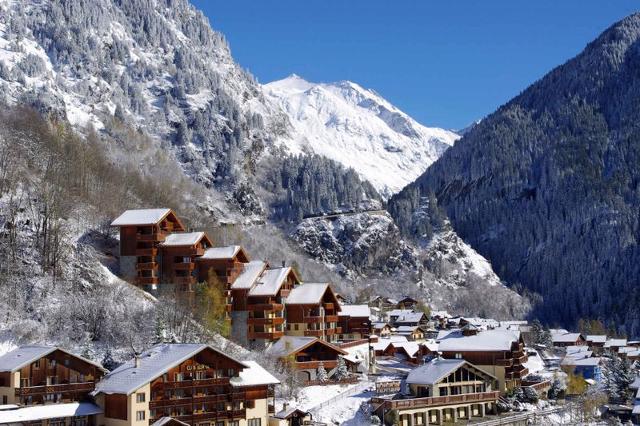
(215, 422, 225, 426)
(455, 353, 462, 359)
(248, 419, 261, 426)
(50, 359, 57, 369)
(136, 411, 145, 421)
(229, 422, 239, 426)
(294, 324, 299, 331)
(136, 392, 145, 403)
(175, 373, 184, 382)
(33, 360, 40, 369)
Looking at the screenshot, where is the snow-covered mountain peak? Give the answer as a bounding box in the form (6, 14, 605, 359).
(264, 75, 459, 198)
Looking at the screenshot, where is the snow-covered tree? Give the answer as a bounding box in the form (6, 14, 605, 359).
(333, 357, 349, 381)
(605, 354, 633, 404)
(316, 362, 328, 382)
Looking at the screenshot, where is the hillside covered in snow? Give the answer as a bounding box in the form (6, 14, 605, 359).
(265, 74, 459, 198)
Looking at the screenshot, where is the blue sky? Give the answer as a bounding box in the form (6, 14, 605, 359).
(191, 1, 638, 130)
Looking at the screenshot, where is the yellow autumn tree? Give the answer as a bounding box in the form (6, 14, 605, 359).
(196, 268, 230, 337)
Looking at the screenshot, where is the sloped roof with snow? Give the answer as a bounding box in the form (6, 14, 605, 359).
(406, 359, 466, 385)
(111, 208, 171, 226)
(0, 402, 102, 422)
(94, 344, 246, 395)
(397, 325, 421, 333)
(395, 312, 426, 324)
(552, 333, 583, 343)
(231, 261, 267, 290)
(286, 283, 329, 305)
(161, 232, 206, 247)
(605, 338, 628, 348)
(248, 267, 292, 297)
(0, 346, 104, 373)
(393, 341, 421, 357)
(387, 309, 413, 318)
(437, 330, 520, 352)
(586, 335, 607, 343)
(266, 336, 346, 358)
(372, 336, 408, 351)
(339, 304, 371, 318)
(230, 360, 280, 387)
(561, 357, 601, 367)
(198, 245, 244, 260)
(152, 418, 190, 426)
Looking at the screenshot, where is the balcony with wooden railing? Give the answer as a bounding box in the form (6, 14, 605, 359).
(304, 329, 324, 337)
(325, 315, 339, 323)
(303, 316, 324, 324)
(248, 330, 285, 340)
(247, 317, 285, 326)
(495, 358, 514, 367)
(15, 382, 95, 397)
(174, 262, 196, 271)
(153, 409, 246, 424)
(247, 303, 284, 312)
(294, 360, 338, 370)
(137, 233, 166, 242)
(136, 262, 158, 270)
(136, 247, 158, 256)
(374, 391, 500, 410)
(152, 377, 230, 391)
(137, 276, 159, 285)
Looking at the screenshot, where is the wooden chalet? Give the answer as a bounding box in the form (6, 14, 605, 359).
(111, 208, 185, 290)
(160, 232, 213, 293)
(437, 329, 528, 392)
(337, 305, 372, 341)
(246, 267, 301, 344)
(270, 404, 314, 426)
(196, 245, 250, 286)
(265, 336, 352, 383)
(285, 283, 341, 343)
(372, 358, 499, 425)
(552, 332, 586, 348)
(396, 297, 419, 310)
(372, 322, 392, 337)
(0, 346, 106, 406)
(93, 343, 278, 426)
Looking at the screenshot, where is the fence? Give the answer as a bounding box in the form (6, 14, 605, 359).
(470, 405, 569, 426)
(308, 381, 372, 414)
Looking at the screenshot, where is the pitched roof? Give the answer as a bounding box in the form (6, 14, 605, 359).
(0, 402, 102, 423)
(392, 341, 421, 357)
(231, 261, 267, 290)
(286, 283, 330, 305)
(605, 338, 628, 348)
(274, 407, 309, 420)
(94, 344, 246, 395)
(372, 336, 408, 351)
(152, 418, 190, 426)
(160, 232, 208, 247)
(552, 333, 584, 343)
(561, 357, 601, 367)
(387, 309, 414, 318)
(0, 346, 105, 373)
(586, 335, 607, 343)
(437, 330, 521, 352)
(198, 245, 245, 260)
(397, 325, 421, 333)
(406, 359, 467, 385)
(338, 304, 371, 318)
(111, 208, 172, 226)
(266, 336, 347, 358)
(248, 267, 292, 297)
(395, 312, 426, 324)
(229, 360, 280, 387)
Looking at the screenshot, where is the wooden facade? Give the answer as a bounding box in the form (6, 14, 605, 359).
(338, 313, 371, 341)
(285, 286, 342, 343)
(0, 348, 105, 407)
(159, 233, 213, 294)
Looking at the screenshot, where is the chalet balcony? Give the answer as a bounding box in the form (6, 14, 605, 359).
(325, 315, 339, 323)
(136, 247, 158, 256)
(304, 329, 325, 337)
(247, 317, 285, 325)
(303, 316, 324, 324)
(15, 382, 95, 396)
(157, 409, 246, 423)
(149, 393, 228, 409)
(174, 262, 196, 271)
(248, 330, 284, 340)
(247, 303, 284, 312)
(295, 360, 338, 370)
(137, 233, 166, 242)
(323, 303, 335, 310)
(376, 391, 500, 410)
(136, 262, 158, 270)
(174, 276, 196, 285)
(513, 354, 527, 365)
(152, 377, 230, 391)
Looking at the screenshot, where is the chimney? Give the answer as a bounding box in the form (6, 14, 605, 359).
(281, 260, 286, 268)
(283, 402, 289, 412)
(134, 353, 141, 368)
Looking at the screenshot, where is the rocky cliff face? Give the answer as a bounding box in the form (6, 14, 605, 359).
(389, 13, 640, 335)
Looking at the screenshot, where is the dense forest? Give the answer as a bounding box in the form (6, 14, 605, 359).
(389, 13, 640, 336)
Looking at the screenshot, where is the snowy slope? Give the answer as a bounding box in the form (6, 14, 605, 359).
(265, 74, 459, 197)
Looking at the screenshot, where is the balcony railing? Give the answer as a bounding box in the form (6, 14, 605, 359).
(136, 276, 159, 285)
(15, 382, 95, 396)
(247, 317, 285, 325)
(295, 360, 338, 370)
(376, 391, 500, 410)
(247, 303, 284, 312)
(174, 262, 196, 271)
(304, 329, 324, 337)
(152, 378, 230, 390)
(325, 315, 339, 323)
(496, 358, 514, 367)
(248, 331, 284, 340)
(136, 262, 158, 270)
(136, 248, 158, 256)
(137, 233, 165, 241)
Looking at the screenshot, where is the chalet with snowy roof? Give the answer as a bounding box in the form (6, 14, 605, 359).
(605, 338, 628, 352)
(396, 326, 425, 341)
(159, 232, 214, 293)
(586, 335, 607, 354)
(561, 355, 602, 382)
(0, 345, 106, 407)
(372, 358, 499, 425)
(246, 267, 300, 345)
(265, 336, 352, 383)
(111, 208, 185, 289)
(436, 329, 528, 392)
(270, 404, 313, 426)
(372, 322, 392, 337)
(551, 332, 586, 347)
(369, 296, 398, 311)
(372, 336, 409, 357)
(337, 304, 372, 341)
(396, 297, 419, 309)
(196, 245, 250, 286)
(92, 343, 278, 426)
(284, 283, 341, 343)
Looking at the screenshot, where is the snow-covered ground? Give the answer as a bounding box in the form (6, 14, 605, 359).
(266, 74, 459, 198)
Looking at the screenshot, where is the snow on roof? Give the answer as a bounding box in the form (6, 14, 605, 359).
(397, 325, 420, 333)
(95, 344, 246, 395)
(266, 336, 346, 358)
(161, 232, 206, 247)
(230, 360, 280, 387)
(406, 359, 466, 385)
(395, 312, 426, 324)
(372, 336, 408, 351)
(274, 406, 308, 419)
(586, 335, 607, 343)
(339, 304, 371, 318)
(285, 283, 329, 305)
(561, 357, 601, 367)
(549, 328, 569, 336)
(198, 245, 242, 260)
(430, 310, 451, 319)
(373, 322, 390, 329)
(605, 338, 628, 348)
(633, 404, 640, 415)
(0, 346, 104, 373)
(111, 208, 171, 226)
(393, 342, 420, 357)
(152, 417, 190, 426)
(552, 333, 583, 343)
(0, 402, 102, 422)
(630, 376, 640, 390)
(566, 346, 590, 354)
(248, 267, 291, 297)
(231, 261, 267, 290)
(437, 330, 520, 352)
(387, 309, 413, 318)
(619, 346, 636, 354)
(422, 341, 439, 352)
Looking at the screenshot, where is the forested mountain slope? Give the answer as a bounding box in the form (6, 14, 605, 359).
(389, 13, 640, 335)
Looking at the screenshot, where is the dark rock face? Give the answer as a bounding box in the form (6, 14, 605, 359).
(389, 14, 640, 335)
